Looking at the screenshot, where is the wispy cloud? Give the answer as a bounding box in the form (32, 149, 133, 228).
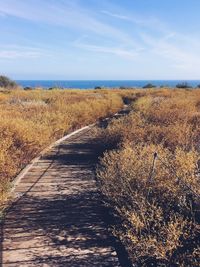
(101, 10, 131, 21)
(101, 5, 200, 71)
(0, 46, 43, 59)
(140, 32, 200, 71)
(74, 41, 142, 59)
(101, 9, 169, 33)
(0, 0, 140, 46)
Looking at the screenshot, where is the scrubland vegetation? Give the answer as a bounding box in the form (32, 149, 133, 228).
(0, 75, 19, 89)
(97, 89, 200, 266)
(1, 86, 200, 265)
(0, 88, 127, 208)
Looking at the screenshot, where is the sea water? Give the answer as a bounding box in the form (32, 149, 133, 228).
(16, 80, 200, 89)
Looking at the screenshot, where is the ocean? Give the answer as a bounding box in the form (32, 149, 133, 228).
(16, 80, 200, 89)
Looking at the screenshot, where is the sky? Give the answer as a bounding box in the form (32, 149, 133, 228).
(0, 0, 200, 80)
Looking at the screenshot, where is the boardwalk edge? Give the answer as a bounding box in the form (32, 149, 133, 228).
(11, 123, 96, 194)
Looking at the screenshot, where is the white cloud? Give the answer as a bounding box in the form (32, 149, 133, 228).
(101, 10, 131, 21)
(0, 46, 43, 59)
(101, 6, 200, 73)
(74, 41, 141, 59)
(101, 9, 169, 33)
(140, 32, 200, 73)
(0, 0, 140, 47)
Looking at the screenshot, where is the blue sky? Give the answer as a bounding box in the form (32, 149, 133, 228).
(0, 0, 200, 80)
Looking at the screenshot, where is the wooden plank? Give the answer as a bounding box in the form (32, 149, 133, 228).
(1, 127, 122, 267)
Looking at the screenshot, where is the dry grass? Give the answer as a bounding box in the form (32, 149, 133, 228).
(97, 89, 200, 266)
(0, 88, 135, 208)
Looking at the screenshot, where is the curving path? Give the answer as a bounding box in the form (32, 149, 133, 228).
(0, 122, 130, 267)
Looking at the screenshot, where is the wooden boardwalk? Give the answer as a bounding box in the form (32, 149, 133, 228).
(1, 126, 127, 267)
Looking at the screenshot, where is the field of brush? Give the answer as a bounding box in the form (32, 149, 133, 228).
(1, 88, 200, 265)
(97, 89, 200, 266)
(0, 88, 135, 207)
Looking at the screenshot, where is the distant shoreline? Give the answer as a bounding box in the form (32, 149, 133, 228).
(16, 80, 200, 89)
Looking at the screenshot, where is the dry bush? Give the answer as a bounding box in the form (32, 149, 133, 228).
(97, 89, 200, 266)
(97, 144, 200, 266)
(99, 90, 200, 150)
(0, 88, 132, 206)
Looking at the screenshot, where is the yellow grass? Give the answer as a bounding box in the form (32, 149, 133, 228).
(97, 89, 200, 266)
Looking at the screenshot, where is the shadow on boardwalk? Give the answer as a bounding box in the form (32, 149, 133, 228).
(1, 128, 132, 267)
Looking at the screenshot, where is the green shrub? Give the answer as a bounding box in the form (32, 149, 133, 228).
(143, 83, 156, 89)
(0, 75, 18, 89)
(176, 82, 192, 89)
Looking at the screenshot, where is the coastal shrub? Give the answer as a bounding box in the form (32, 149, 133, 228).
(0, 89, 132, 206)
(24, 87, 33, 90)
(97, 145, 200, 266)
(176, 82, 192, 89)
(143, 83, 156, 88)
(97, 89, 200, 266)
(0, 75, 18, 89)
